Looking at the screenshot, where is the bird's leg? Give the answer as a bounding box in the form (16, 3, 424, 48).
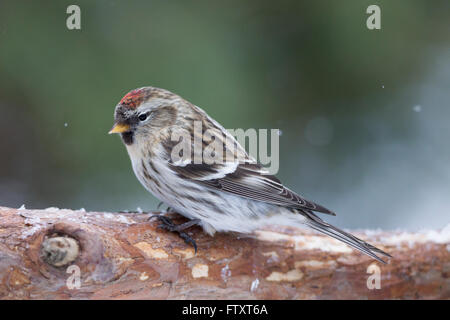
(149, 215, 200, 253)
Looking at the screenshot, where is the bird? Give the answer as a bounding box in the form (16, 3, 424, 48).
(109, 86, 391, 263)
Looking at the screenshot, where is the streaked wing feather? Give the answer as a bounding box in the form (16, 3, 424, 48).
(169, 162, 335, 215)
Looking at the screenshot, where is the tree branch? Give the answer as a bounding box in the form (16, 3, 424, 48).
(0, 206, 448, 299)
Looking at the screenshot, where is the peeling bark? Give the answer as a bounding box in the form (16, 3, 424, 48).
(0, 206, 448, 299)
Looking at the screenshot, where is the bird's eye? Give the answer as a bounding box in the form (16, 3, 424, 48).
(138, 113, 148, 121)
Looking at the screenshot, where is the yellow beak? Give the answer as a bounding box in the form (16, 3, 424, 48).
(108, 123, 130, 134)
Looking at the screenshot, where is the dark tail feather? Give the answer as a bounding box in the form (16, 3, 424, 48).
(303, 211, 391, 264)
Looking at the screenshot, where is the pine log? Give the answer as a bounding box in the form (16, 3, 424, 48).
(0, 206, 448, 299)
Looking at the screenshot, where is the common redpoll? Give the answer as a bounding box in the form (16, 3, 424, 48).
(109, 86, 390, 263)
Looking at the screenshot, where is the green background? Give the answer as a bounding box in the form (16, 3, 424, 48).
(1, 0, 449, 230)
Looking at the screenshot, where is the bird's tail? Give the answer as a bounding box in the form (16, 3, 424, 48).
(301, 210, 391, 264)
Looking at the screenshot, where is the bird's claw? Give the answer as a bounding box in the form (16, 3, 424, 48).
(156, 202, 174, 213)
(179, 232, 198, 254)
(149, 215, 198, 253)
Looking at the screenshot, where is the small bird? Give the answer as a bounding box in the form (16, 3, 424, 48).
(109, 86, 391, 263)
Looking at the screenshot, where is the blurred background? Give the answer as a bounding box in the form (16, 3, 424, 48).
(1, 0, 449, 230)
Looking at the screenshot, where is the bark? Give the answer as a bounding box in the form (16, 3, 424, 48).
(0, 206, 448, 300)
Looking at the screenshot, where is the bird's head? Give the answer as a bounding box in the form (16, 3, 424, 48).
(109, 86, 181, 145)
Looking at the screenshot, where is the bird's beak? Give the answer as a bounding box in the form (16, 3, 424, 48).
(108, 123, 130, 134)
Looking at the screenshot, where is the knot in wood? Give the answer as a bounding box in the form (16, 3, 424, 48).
(41, 236, 79, 267)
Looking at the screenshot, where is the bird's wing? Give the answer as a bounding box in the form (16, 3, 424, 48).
(169, 161, 335, 215)
(164, 105, 334, 215)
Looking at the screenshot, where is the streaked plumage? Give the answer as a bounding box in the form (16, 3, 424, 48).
(110, 86, 391, 263)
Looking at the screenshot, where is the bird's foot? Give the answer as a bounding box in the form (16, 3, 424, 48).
(149, 215, 200, 253)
